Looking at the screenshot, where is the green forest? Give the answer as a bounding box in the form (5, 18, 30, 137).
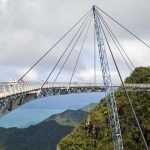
(0, 120, 73, 150)
(58, 67, 150, 150)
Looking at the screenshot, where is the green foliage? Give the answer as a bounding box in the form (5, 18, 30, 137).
(0, 120, 73, 150)
(125, 67, 150, 83)
(58, 67, 150, 150)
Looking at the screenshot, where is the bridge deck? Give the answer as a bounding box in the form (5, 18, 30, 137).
(0, 82, 150, 99)
(0, 83, 103, 99)
(0, 82, 150, 117)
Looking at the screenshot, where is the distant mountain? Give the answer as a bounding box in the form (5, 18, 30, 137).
(81, 103, 97, 112)
(45, 103, 97, 126)
(0, 103, 97, 150)
(45, 109, 88, 126)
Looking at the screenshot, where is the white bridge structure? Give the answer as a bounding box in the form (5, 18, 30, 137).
(0, 82, 150, 117)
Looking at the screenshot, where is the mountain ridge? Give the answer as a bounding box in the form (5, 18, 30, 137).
(0, 120, 73, 150)
(0, 102, 97, 150)
(44, 103, 97, 126)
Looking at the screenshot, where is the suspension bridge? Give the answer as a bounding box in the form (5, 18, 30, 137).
(0, 5, 149, 150)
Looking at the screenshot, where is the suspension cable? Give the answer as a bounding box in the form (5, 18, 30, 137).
(69, 16, 93, 86)
(94, 19, 96, 84)
(41, 14, 92, 88)
(98, 12, 149, 150)
(18, 9, 92, 82)
(97, 14, 134, 72)
(98, 13, 135, 71)
(96, 6, 150, 49)
(53, 15, 93, 83)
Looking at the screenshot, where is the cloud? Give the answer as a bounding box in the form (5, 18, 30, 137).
(0, 0, 9, 10)
(75, 69, 102, 83)
(18, 68, 39, 81)
(0, 0, 149, 83)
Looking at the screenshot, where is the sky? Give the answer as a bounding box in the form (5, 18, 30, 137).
(0, 0, 150, 84)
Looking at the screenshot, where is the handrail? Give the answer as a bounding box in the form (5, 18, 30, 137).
(0, 83, 150, 99)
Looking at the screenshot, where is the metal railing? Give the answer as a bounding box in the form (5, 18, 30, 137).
(0, 82, 150, 99)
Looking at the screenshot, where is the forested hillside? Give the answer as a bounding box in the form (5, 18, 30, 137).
(0, 120, 73, 150)
(58, 67, 150, 150)
(0, 103, 95, 150)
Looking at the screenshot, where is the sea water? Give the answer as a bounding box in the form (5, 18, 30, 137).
(0, 92, 105, 128)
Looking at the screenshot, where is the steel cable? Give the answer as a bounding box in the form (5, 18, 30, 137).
(18, 9, 92, 82)
(42, 14, 92, 88)
(96, 6, 150, 49)
(69, 16, 93, 86)
(98, 10, 149, 150)
(97, 13, 135, 71)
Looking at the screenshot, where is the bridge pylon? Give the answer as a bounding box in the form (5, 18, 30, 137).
(93, 5, 124, 150)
